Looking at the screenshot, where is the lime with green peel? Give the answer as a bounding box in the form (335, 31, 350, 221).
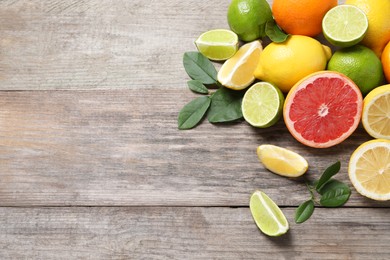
(250, 190, 289, 236)
(327, 45, 385, 95)
(322, 5, 368, 47)
(227, 0, 273, 42)
(241, 82, 284, 128)
(194, 29, 239, 61)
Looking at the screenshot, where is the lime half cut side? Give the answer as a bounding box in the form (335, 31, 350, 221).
(322, 5, 368, 47)
(242, 82, 284, 128)
(249, 190, 289, 236)
(195, 29, 239, 61)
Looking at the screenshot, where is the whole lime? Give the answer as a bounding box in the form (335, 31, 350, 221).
(227, 0, 273, 42)
(327, 45, 385, 95)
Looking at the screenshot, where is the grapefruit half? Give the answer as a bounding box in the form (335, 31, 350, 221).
(284, 71, 363, 148)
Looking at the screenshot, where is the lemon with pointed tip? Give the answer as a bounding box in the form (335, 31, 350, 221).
(254, 35, 332, 93)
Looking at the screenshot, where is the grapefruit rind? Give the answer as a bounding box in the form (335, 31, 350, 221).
(283, 71, 363, 148)
(348, 139, 390, 201)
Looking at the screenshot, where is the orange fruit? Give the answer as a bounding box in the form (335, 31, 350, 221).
(272, 0, 337, 37)
(382, 41, 390, 83)
(284, 71, 363, 148)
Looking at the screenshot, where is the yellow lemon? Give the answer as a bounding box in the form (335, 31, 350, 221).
(362, 84, 390, 139)
(346, 0, 390, 57)
(218, 40, 262, 90)
(349, 139, 390, 201)
(254, 35, 331, 93)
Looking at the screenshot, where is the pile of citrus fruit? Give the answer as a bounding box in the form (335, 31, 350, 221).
(190, 0, 390, 235)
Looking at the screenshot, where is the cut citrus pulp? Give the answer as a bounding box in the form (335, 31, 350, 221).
(241, 82, 284, 127)
(195, 29, 239, 61)
(362, 84, 390, 139)
(217, 40, 262, 90)
(257, 144, 308, 177)
(349, 139, 390, 201)
(284, 71, 363, 148)
(322, 5, 368, 47)
(249, 190, 289, 236)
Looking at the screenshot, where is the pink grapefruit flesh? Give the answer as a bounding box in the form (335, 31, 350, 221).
(284, 71, 363, 148)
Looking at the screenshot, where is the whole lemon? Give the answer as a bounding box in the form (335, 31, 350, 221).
(327, 45, 384, 95)
(254, 35, 332, 93)
(227, 0, 273, 42)
(345, 0, 390, 57)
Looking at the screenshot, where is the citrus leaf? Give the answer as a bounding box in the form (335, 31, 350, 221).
(295, 199, 314, 224)
(265, 20, 289, 43)
(187, 80, 209, 94)
(315, 161, 341, 191)
(178, 96, 211, 130)
(183, 52, 217, 84)
(208, 87, 244, 123)
(320, 186, 351, 207)
(318, 179, 349, 195)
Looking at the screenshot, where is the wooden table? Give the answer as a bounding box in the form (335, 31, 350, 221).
(0, 0, 389, 259)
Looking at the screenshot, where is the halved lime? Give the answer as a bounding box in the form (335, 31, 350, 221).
(241, 82, 284, 128)
(249, 190, 289, 236)
(195, 29, 239, 61)
(322, 5, 368, 47)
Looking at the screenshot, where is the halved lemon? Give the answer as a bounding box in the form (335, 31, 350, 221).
(217, 40, 262, 90)
(348, 139, 390, 201)
(362, 84, 390, 139)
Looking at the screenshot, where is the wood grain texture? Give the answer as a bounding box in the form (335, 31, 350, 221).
(0, 206, 389, 260)
(0, 89, 388, 207)
(0, 0, 230, 90)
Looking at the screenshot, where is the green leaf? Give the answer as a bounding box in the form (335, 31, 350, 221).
(178, 96, 211, 130)
(295, 200, 315, 224)
(183, 52, 218, 84)
(320, 186, 351, 207)
(318, 179, 349, 195)
(315, 161, 341, 191)
(207, 87, 244, 123)
(187, 80, 209, 94)
(265, 20, 289, 43)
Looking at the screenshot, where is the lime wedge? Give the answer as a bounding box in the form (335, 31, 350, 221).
(250, 190, 289, 236)
(257, 144, 308, 177)
(195, 29, 239, 61)
(322, 5, 368, 47)
(241, 82, 284, 128)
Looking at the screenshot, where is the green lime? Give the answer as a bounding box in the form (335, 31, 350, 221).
(249, 190, 289, 237)
(327, 45, 385, 95)
(322, 5, 368, 47)
(241, 82, 284, 128)
(227, 0, 273, 42)
(194, 29, 239, 61)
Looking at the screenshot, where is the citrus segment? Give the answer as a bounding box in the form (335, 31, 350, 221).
(257, 145, 308, 177)
(362, 84, 390, 139)
(349, 139, 390, 201)
(322, 5, 368, 47)
(241, 82, 284, 128)
(218, 40, 262, 90)
(284, 71, 363, 148)
(195, 29, 238, 61)
(249, 190, 289, 236)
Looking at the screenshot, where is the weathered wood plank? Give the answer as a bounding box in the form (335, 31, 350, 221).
(0, 206, 388, 259)
(0, 89, 387, 207)
(0, 0, 230, 90)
